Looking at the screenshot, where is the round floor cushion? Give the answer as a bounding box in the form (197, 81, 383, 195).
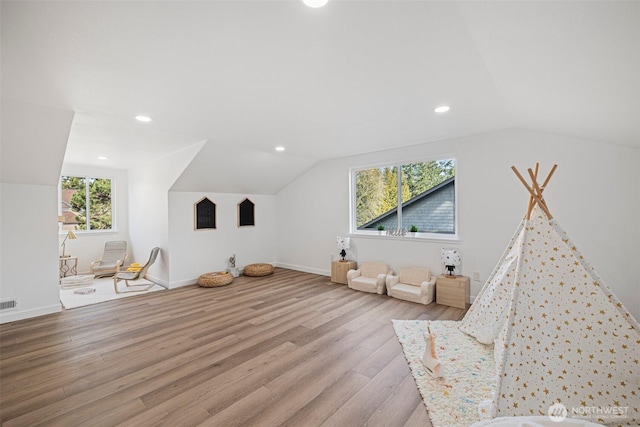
(198, 271, 233, 287)
(243, 263, 274, 277)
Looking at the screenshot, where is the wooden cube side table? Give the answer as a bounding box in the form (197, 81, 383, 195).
(331, 260, 356, 285)
(436, 275, 470, 309)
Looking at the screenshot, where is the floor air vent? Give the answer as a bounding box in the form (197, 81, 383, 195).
(0, 299, 18, 311)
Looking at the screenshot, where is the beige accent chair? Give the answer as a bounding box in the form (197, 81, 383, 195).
(113, 247, 160, 294)
(90, 241, 128, 278)
(347, 261, 393, 295)
(386, 267, 436, 305)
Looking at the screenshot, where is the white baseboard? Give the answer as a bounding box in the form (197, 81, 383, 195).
(146, 274, 170, 288)
(151, 263, 330, 289)
(0, 303, 61, 324)
(166, 278, 196, 288)
(275, 262, 330, 277)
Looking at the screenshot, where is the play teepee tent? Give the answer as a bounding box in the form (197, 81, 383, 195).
(460, 164, 640, 426)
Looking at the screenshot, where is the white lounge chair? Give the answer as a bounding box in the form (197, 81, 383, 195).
(90, 241, 128, 278)
(113, 247, 160, 294)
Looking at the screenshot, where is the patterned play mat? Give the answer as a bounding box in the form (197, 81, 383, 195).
(392, 320, 496, 427)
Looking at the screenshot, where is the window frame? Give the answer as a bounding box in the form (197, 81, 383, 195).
(349, 156, 459, 241)
(59, 174, 116, 234)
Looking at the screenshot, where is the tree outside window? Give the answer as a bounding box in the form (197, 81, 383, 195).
(353, 159, 455, 234)
(60, 176, 112, 231)
(354, 167, 399, 228)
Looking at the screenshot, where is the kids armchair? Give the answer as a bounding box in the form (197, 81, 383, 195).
(90, 241, 128, 278)
(386, 267, 436, 305)
(347, 261, 393, 295)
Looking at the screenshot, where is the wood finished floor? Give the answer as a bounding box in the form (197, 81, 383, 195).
(0, 268, 467, 427)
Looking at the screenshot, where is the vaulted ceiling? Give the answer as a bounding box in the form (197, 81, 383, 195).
(2, 1, 638, 193)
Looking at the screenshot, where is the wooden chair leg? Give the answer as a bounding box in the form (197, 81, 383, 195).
(124, 280, 153, 291)
(114, 278, 154, 294)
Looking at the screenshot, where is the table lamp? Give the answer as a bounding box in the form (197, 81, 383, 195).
(336, 236, 350, 262)
(61, 230, 77, 258)
(441, 248, 461, 276)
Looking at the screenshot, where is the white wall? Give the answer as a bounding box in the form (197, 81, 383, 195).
(1, 183, 61, 322)
(2, 125, 638, 324)
(1, 99, 72, 185)
(276, 129, 640, 320)
(59, 165, 129, 274)
(168, 192, 277, 286)
(0, 100, 73, 323)
(128, 141, 206, 286)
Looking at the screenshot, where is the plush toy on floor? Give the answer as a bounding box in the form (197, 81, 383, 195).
(421, 323, 444, 378)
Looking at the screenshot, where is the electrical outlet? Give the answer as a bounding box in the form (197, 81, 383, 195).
(473, 271, 481, 281)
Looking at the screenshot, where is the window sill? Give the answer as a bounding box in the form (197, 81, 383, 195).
(348, 231, 460, 244)
(59, 230, 120, 236)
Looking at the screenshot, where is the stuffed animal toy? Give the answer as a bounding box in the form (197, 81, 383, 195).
(421, 323, 444, 378)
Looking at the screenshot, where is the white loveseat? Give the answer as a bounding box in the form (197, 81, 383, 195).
(347, 261, 393, 295)
(385, 267, 436, 305)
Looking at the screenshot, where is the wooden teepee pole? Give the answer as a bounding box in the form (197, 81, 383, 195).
(527, 168, 553, 219)
(511, 166, 538, 216)
(540, 164, 557, 191)
(525, 163, 540, 219)
(511, 164, 556, 220)
(534, 163, 557, 218)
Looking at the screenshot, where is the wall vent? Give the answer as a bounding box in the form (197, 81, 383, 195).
(0, 298, 18, 311)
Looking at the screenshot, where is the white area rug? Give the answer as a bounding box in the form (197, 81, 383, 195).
(60, 276, 165, 309)
(392, 320, 496, 427)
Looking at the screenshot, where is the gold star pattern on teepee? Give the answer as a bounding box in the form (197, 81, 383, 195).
(460, 163, 640, 426)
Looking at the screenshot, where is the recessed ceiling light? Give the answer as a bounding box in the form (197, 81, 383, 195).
(97, 156, 108, 160)
(302, 0, 328, 8)
(275, 146, 285, 152)
(135, 115, 152, 122)
(434, 105, 451, 113)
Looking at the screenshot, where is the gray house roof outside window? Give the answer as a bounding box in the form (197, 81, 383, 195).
(360, 177, 455, 234)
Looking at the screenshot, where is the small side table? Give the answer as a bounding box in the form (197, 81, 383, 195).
(59, 256, 78, 279)
(436, 275, 470, 309)
(331, 260, 356, 285)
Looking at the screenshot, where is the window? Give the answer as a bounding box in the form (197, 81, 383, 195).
(60, 176, 113, 231)
(351, 158, 456, 236)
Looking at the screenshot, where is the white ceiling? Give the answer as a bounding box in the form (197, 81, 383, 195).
(2, 1, 638, 193)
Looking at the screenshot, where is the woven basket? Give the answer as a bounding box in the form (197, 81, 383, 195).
(198, 272, 234, 287)
(243, 263, 274, 277)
